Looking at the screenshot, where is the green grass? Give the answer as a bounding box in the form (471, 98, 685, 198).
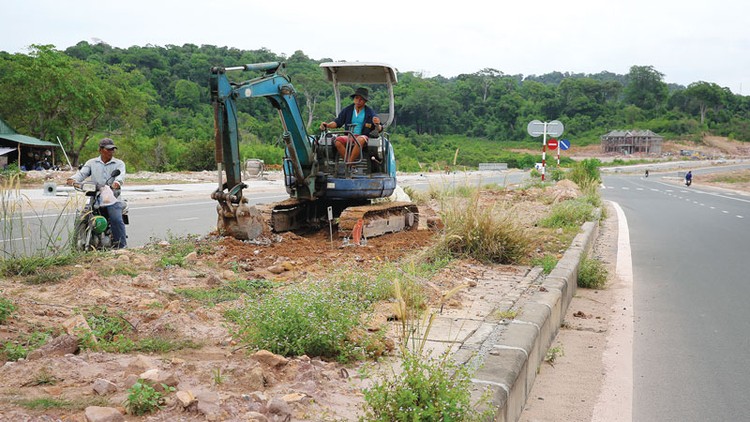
(80, 306, 200, 353)
(0, 254, 77, 278)
(577, 256, 608, 289)
(361, 349, 494, 421)
(532, 254, 558, 274)
(538, 198, 596, 229)
(175, 279, 275, 306)
(231, 280, 373, 362)
(0, 295, 16, 324)
(1, 331, 52, 361)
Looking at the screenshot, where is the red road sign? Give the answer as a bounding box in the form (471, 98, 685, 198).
(547, 138, 558, 150)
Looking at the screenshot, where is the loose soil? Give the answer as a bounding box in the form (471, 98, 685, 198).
(1, 136, 748, 421)
(0, 178, 575, 421)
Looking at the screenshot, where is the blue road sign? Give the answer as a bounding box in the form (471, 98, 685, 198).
(559, 139, 570, 150)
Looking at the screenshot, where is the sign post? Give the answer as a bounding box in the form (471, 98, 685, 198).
(527, 120, 564, 181)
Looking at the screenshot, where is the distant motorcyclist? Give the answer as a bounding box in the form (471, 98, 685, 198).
(685, 170, 693, 186)
(66, 138, 127, 248)
(645, 169, 649, 177)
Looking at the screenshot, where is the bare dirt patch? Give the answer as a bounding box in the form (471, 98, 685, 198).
(0, 182, 582, 421)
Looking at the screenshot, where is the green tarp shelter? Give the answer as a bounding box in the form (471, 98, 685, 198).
(0, 117, 58, 170)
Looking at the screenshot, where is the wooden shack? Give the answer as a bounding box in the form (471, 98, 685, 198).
(601, 130, 663, 154)
(0, 117, 58, 170)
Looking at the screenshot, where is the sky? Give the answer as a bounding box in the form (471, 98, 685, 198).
(3, 0, 750, 94)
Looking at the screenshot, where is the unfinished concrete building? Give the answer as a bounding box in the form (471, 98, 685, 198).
(601, 130, 663, 154)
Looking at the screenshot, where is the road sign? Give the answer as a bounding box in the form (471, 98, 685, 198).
(527, 120, 545, 137)
(559, 139, 570, 150)
(546, 120, 564, 137)
(547, 138, 558, 150)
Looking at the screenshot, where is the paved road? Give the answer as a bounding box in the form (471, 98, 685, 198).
(1, 170, 528, 252)
(602, 172, 750, 421)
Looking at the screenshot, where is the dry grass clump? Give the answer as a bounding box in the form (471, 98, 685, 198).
(432, 189, 532, 264)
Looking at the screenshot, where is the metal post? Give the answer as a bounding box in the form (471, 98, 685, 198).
(541, 122, 547, 181)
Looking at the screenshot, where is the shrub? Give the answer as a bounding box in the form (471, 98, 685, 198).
(361, 349, 494, 421)
(0, 295, 16, 324)
(124, 381, 172, 415)
(578, 256, 608, 289)
(231, 281, 370, 362)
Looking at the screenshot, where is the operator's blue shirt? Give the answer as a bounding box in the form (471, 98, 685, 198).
(332, 104, 379, 137)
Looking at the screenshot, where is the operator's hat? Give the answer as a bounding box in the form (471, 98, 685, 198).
(99, 138, 117, 150)
(350, 87, 369, 102)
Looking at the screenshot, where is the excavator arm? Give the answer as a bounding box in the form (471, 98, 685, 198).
(209, 62, 317, 239)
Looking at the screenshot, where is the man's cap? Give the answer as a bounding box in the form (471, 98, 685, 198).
(350, 87, 369, 102)
(99, 138, 117, 150)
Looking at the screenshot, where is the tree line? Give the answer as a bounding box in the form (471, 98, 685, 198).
(0, 42, 747, 172)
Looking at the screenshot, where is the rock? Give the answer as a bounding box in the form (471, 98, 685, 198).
(245, 366, 266, 391)
(139, 368, 179, 391)
(125, 355, 157, 375)
(27, 335, 79, 360)
(175, 390, 195, 407)
(206, 274, 222, 287)
(84, 406, 124, 422)
(281, 392, 308, 404)
(123, 374, 139, 389)
(267, 397, 292, 416)
(89, 288, 112, 299)
(195, 390, 222, 421)
(251, 350, 289, 367)
(244, 411, 269, 422)
(62, 314, 96, 342)
(92, 378, 118, 395)
(132, 274, 156, 288)
(267, 265, 286, 274)
(184, 251, 198, 263)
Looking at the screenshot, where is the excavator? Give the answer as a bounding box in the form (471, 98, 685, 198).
(209, 61, 418, 241)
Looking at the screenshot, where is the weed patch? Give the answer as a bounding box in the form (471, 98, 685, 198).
(578, 256, 608, 289)
(231, 281, 371, 362)
(362, 349, 494, 421)
(434, 191, 532, 264)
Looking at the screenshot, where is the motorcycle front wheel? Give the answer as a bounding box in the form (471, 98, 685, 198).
(73, 213, 94, 251)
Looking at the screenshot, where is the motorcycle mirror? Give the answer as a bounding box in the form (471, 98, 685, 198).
(111, 169, 121, 177)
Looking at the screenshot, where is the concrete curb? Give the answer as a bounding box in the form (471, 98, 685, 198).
(462, 211, 602, 422)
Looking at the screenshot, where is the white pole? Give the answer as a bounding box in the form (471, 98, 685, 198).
(56, 136, 72, 170)
(541, 122, 547, 181)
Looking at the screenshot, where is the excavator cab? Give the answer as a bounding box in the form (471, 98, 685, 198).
(317, 62, 398, 181)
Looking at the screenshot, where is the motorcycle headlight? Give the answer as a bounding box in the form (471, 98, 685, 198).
(82, 181, 98, 193)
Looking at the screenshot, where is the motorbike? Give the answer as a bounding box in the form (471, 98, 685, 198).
(72, 169, 129, 251)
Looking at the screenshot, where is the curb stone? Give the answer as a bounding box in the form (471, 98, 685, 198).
(463, 211, 601, 422)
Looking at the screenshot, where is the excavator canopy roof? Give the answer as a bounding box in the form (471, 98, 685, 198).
(320, 62, 398, 127)
(320, 62, 398, 85)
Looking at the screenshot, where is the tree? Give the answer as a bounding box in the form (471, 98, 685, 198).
(623, 65, 668, 110)
(174, 79, 202, 109)
(0, 45, 153, 166)
(684, 81, 728, 125)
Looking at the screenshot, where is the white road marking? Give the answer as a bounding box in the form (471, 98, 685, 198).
(593, 200, 634, 422)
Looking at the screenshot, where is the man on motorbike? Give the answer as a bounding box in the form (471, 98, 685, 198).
(66, 138, 127, 248)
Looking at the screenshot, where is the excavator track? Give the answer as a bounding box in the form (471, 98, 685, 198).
(337, 201, 419, 238)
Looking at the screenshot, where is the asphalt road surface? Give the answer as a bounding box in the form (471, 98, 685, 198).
(2, 170, 528, 252)
(602, 172, 750, 421)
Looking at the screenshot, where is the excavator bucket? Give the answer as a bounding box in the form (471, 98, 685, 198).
(216, 202, 266, 240)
